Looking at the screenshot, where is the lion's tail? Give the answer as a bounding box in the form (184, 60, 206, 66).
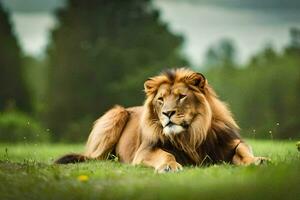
(54, 105, 130, 164)
(54, 153, 87, 164)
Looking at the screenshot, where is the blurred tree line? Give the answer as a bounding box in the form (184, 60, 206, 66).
(204, 31, 300, 139)
(0, 0, 187, 142)
(0, 2, 49, 142)
(0, 0, 299, 142)
(46, 0, 187, 141)
(0, 2, 31, 112)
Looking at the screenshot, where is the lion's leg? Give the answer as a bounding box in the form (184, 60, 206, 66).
(84, 106, 129, 159)
(133, 146, 182, 173)
(232, 142, 269, 165)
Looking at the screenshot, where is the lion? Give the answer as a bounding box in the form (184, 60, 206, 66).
(55, 68, 268, 173)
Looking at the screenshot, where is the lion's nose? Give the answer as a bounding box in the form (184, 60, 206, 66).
(162, 110, 176, 118)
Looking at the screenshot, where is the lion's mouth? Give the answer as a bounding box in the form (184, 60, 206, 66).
(162, 121, 186, 135)
(165, 121, 175, 128)
(164, 121, 189, 129)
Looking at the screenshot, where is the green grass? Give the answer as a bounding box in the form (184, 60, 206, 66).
(0, 140, 299, 200)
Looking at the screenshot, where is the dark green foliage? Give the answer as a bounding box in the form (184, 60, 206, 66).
(0, 111, 50, 143)
(204, 31, 300, 139)
(0, 3, 31, 112)
(22, 56, 48, 114)
(46, 0, 187, 141)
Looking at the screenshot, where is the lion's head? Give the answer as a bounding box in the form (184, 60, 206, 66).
(144, 68, 211, 136)
(141, 68, 239, 161)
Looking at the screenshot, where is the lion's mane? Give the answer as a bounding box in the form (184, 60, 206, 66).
(140, 68, 241, 165)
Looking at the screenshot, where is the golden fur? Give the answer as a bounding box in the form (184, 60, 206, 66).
(55, 68, 268, 172)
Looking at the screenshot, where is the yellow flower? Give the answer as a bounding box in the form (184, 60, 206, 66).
(77, 175, 89, 182)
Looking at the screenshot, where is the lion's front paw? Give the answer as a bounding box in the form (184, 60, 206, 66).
(156, 161, 183, 173)
(253, 156, 271, 165)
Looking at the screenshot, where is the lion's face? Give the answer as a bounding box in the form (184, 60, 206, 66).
(144, 68, 211, 136)
(153, 83, 198, 135)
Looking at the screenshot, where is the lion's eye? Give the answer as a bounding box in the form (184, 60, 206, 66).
(158, 97, 164, 102)
(179, 94, 187, 100)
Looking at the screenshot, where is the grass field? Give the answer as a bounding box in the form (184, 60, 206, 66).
(0, 140, 299, 200)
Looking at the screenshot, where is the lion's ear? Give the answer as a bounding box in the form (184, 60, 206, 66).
(187, 72, 207, 90)
(144, 75, 168, 96)
(144, 78, 156, 96)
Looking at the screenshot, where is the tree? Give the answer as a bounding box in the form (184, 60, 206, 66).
(285, 27, 300, 55)
(46, 0, 188, 141)
(249, 43, 277, 67)
(203, 38, 237, 69)
(0, 2, 31, 112)
(289, 27, 300, 49)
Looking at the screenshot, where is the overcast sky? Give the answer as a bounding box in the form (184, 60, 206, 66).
(2, 0, 300, 66)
